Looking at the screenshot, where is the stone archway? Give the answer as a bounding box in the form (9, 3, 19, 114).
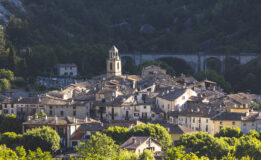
(204, 57, 222, 73)
(156, 57, 193, 75)
(224, 57, 240, 72)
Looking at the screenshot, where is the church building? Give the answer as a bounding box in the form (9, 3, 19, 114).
(106, 45, 122, 78)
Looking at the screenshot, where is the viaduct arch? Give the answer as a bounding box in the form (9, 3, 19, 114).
(120, 53, 260, 72)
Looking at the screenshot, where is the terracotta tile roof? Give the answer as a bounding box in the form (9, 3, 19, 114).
(211, 112, 245, 121)
(23, 116, 85, 126)
(157, 88, 187, 101)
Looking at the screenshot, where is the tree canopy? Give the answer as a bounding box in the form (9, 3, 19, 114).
(23, 126, 60, 153)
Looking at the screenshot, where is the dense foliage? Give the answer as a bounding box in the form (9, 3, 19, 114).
(14, 0, 261, 54)
(177, 128, 261, 160)
(103, 124, 173, 150)
(23, 126, 60, 153)
(0, 114, 22, 134)
(0, 145, 53, 160)
(0, 126, 60, 153)
(214, 127, 243, 138)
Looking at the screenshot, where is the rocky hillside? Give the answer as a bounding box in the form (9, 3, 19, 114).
(0, 0, 25, 23)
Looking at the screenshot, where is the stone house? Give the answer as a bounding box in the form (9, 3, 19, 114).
(156, 88, 197, 113)
(23, 116, 85, 148)
(120, 136, 162, 155)
(211, 112, 244, 134)
(55, 64, 78, 77)
(161, 124, 197, 142)
(141, 65, 166, 77)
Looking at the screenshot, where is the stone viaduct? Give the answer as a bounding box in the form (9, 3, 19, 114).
(120, 52, 260, 72)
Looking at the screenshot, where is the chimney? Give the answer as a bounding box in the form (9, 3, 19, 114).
(73, 117, 76, 124)
(18, 96, 22, 102)
(55, 115, 58, 124)
(27, 116, 32, 121)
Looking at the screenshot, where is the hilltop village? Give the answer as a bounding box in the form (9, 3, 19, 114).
(2, 46, 261, 156)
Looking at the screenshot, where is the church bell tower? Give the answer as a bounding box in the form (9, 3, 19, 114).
(106, 45, 122, 78)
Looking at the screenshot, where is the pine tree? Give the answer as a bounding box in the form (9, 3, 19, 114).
(8, 45, 16, 72)
(0, 25, 5, 54)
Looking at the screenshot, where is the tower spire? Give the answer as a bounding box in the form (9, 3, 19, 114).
(107, 45, 122, 78)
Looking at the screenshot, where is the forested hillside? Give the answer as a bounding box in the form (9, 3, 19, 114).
(1, 0, 261, 93)
(19, 0, 261, 53)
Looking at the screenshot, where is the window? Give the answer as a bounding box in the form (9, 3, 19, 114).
(206, 125, 208, 132)
(70, 72, 73, 75)
(110, 63, 112, 70)
(182, 96, 185, 100)
(134, 113, 139, 117)
(232, 121, 235, 125)
(11, 104, 14, 108)
(220, 126, 223, 130)
(199, 118, 201, 123)
(70, 67, 72, 70)
(61, 111, 64, 116)
(73, 106, 76, 109)
(206, 119, 208, 123)
(152, 114, 155, 118)
(50, 106, 53, 109)
(243, 123, 246, 126)
(193, 118, 195, 123)
(252, 123, 255, 126)
(72, 141, 78, 148)
(220, 122, 223, 125)
(144, 106, 147, 109)
(117, 62, 120, 70)
(73, 111, 76, 116)
(49, 110, 52, 115)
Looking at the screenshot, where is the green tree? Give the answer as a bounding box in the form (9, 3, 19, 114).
(0, 69, 14, 80)
(0, 132, 23, 149)
(0, 25, 5, 54)
(246, 130, 260, 139)
(177, 132, 230, 159)
(26, 148, 53, 160)
(129, 124, 173, 151)
(0, 145, 18, 159)
(77, 133, 119, 159)
(0, 114, 22, 133)
(138, 149, 155, 160)
(103, 126, 129, 144)
(8, 45, 17, 71)
(16, 146, 26, 160)
(23, 126, 60, 153)
(235, 136, 261, 159)
(117, 149, 138, 160)
(0, 78, 11, 92)
(251, 103, 260, 111)
(6, 16, 29, 48)
(215, 127, 243, 138)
